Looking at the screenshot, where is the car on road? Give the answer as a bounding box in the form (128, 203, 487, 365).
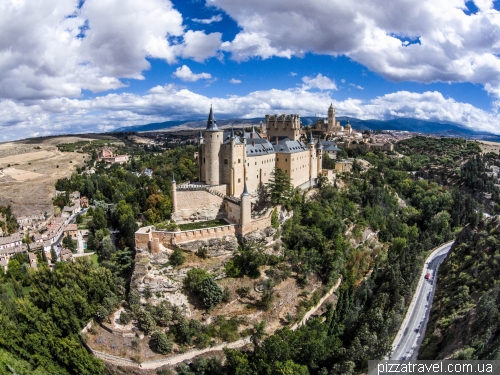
(425, 272, 431, 279)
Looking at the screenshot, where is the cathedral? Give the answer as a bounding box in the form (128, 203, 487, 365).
(198, 106, 324, 197)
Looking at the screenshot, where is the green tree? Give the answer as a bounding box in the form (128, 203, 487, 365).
(137, 310, 157, 335)
(169, 248, 185, 267)
(267, 167, 293, 207)
(199, 277, 223, 311)
(183, 268, 211, 292)
(151, 331, 173, 354)
(62, 233, 75, 252)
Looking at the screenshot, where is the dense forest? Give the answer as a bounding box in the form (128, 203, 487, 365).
(420, 216, 500, 360)
(0, 135, 498, 374)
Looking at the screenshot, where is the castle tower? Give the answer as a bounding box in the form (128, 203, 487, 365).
(308, 131, 317, 184)
(327, 103, 335, 133)
(265, 113, 301, 141)
(316, 135, 323, 175)
(198, 130, 205, 182)
(171, 174, 177, 215)
(204, 105, 223, 185)
(240, 182, 251, 234)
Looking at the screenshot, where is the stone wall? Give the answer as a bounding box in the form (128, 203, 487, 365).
(172, 190, 224, 223)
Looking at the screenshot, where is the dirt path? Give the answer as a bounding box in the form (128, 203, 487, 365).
(88, 277, 343, 370)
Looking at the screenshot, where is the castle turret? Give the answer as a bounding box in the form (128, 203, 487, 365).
(308, 131, 317, 184)
(316, 135, 323, 174)
(204, 105, 223, 185)
(171, 174, 177, 215)
(240, 182, 251, 234)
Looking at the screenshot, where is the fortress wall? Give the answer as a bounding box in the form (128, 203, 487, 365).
(173, 190, 224, 223)
(135, 228, 153, 249)
(149, 225, 237, 246)
(225, 199, 241, 225)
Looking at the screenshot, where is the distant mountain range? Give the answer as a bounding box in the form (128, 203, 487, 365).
(115, 116, 500, 142)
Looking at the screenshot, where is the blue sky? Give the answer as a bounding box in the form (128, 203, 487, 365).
(2, 0, 500, 141)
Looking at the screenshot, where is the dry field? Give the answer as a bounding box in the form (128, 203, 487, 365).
(479, 141, 500, 154)
(0, 135, 117, 217)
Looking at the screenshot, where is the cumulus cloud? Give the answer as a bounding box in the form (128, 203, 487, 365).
(192, 14, 223, 24)
(302, 74, 338, 90)
(349, 83, 364, 90)
(230, 78, 242, 84)
(2, 85, 500, 142)
(212, 0, 500, 95)
(0, 0, 222, 102)
(172, 65, 213, 81)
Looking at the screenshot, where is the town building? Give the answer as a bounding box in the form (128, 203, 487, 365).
(98, 149, 130, 164)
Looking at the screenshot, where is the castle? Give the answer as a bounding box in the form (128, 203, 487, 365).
(197, 106, 323, 197)
(136, 105, 337, 250)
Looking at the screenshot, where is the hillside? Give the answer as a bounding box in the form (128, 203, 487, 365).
(420, 217, 500, 360)
(115, 116, 500, 141)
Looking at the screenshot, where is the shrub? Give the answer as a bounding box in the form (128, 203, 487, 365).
(95, 305, 109, 322)
(224, 259, 242, 278)
(271, 208, 279, 229)
(222, 286, 231, 303)
(120, 311, 131, 325)
(137, 310, 157, 335)
(169, 248, 185, 267)
(183, 268, 211, 292)
(236, 286, 250, 298)
(128, 290, 141, 307)
(151, 331, 173, 354)
(199, 277, 223, 311)
(196, 246, 208, 259)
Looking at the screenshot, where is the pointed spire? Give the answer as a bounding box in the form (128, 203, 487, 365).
(251, 124, 255, 133)
(206, 105, 218, 131)
(199, 130, 204, 139)
(241, 182, 250, 197)
(308, 131, 314, 145)
(231, 126, 235, 139)
(316, 135, 323, 149)
(171, 174, 176, 184)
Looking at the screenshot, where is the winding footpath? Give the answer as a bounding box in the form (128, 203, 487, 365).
(88, 278, 342, 370)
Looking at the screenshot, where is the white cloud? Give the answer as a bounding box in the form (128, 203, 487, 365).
(290, 72, 297, 76)
(302, 74, 338, 90)
(192, 15, 223, 24)
(0, 0, 223, 102)
(349, 83, 364, 90)
(172, 65, 213, 82)
(176, 30, 222, 62)
(2, 85, 500, 142)
(230, 78, 242, 84)
(212, 0, 500, 95)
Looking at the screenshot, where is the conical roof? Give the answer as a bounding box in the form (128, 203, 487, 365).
(241, 182, 250, 197)
(316, 135, 323, 149)
(308, 131, 314, 145)
(206, 105, 218, 131)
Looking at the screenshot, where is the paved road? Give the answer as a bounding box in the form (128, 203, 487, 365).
(390, 241, 454, 360)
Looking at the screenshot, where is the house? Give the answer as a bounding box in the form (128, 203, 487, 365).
(0, 258, 7, 273)
(60, 248, 73, 262)
(98, 149, 130, 164)
(63, 224, 78, 239)
(80, 196, 89, 208)
(28, 252, 37, 269)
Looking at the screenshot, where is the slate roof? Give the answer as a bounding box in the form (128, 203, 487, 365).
(322, 141, 341, 152)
